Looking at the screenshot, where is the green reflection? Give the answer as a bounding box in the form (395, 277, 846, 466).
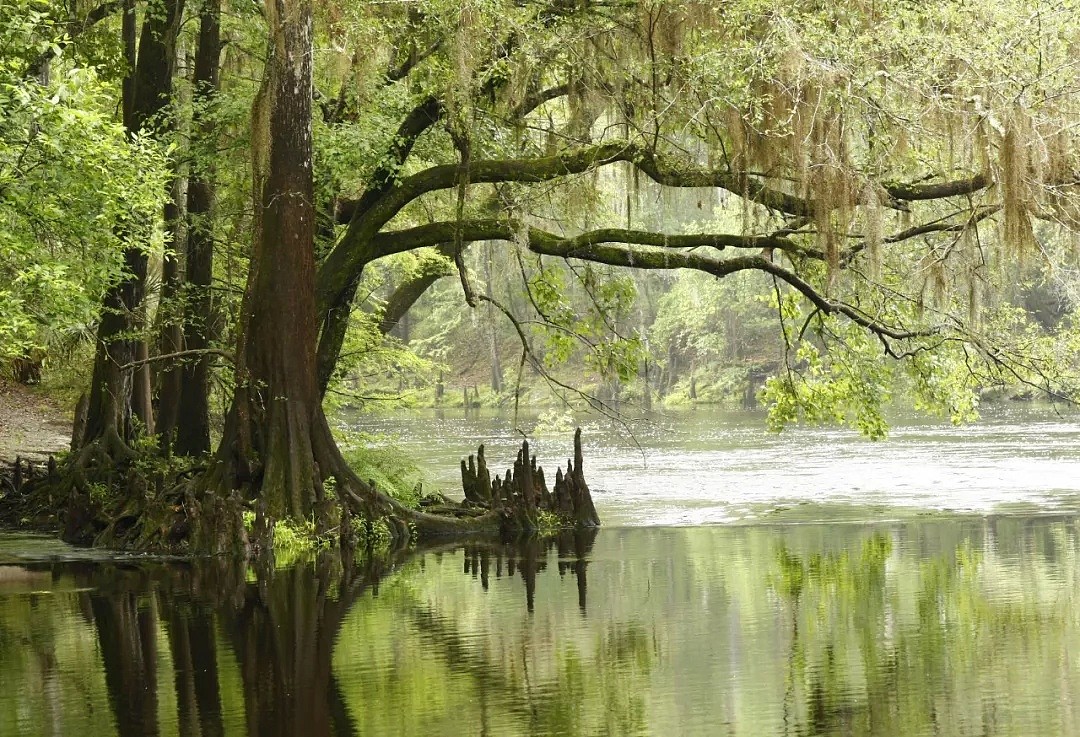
(1, 520, 1080, 736)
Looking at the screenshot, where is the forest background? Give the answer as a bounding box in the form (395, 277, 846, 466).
(3, 0, 1080, 551)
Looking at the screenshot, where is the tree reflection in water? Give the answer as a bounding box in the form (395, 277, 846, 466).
(67, 531, 600, 737)
(460, 529, 597, 612)
(4, 520, 1080, 736)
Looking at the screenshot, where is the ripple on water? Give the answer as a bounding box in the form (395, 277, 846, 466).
(347, 405, 1080, 526)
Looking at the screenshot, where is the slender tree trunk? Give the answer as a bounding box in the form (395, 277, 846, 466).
(82, 0, 138, 446)
(83, 0, 186, 446)
(157, 153, 189, 443)
(131, 0, 185, 435)
(483, 244, 503, 393)
(121, 0, 135, 132)
(176, 0, 222, 456)
(134, 341, 155, 434)
(641, 353, 651, 410)
(83, 244, 147, 445)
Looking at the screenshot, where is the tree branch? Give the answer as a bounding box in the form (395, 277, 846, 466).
(369, 219, 929, 343)
(334, 95, 444, 225)
(476, 294, 641, 428)
(377, 245, 455, 335)
(118, 348, 234, 372)
(509, 83, 572, 120)
(369, 218, 821, 261)
(386, 40, 443, 83)
(843, 204, 1002, 264)
(25, 1, 126, 78)
(884, 173, 991, 201)
(334, 140, 818, 228)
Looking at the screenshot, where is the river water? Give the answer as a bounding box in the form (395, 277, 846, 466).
(356, 404, 1080, 524)
(2, 406, 1080, 736)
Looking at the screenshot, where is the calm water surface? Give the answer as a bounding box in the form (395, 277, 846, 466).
(2, 407, 1080, 736)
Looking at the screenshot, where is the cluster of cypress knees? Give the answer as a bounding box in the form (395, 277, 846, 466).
(419, 428, 601, 534)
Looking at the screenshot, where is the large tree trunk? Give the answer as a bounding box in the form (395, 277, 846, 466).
(165, 0, 442, 549)
(215, 0, 323, 521)
(185, 0, 589, 548)
(175, 0, 222, 457)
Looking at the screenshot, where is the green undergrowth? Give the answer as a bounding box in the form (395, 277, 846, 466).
(661, 366, 755, 409)
(243, 432, 427, 562)
(335, 430, 426, 509)
(240, 512, 398, 568)
(28, 344, 94, 416)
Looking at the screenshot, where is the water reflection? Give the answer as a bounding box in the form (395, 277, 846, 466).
(2, 520, 1080, 736)
(459, 530, 597, 611)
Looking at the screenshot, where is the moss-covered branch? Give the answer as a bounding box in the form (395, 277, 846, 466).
(883, 173, 991, 201)
(321, 140, 1005, 315)
(369, 218, 820, 260)
(371, 218, 931, 343)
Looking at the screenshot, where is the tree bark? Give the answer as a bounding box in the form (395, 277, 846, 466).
(175, 0, 222, 457)
(210, 0, 324, 522)
(82, 0, 185, 446)
(156, 166, 188, 443)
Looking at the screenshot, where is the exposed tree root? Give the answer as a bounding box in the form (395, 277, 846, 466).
(0, 423, 600, 555)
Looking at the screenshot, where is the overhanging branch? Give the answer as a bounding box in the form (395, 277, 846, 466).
(370, 219, 929, 343)
(883, 173, 991, 201)
(369, 219, 821, 260)
(843, 204, 1002, 264)
(335, 140, 819, 228)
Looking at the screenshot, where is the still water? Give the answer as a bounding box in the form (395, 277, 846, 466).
(2, 407, 1080, 736)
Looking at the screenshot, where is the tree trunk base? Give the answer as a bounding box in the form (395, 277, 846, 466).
(0, 428, 600, 554)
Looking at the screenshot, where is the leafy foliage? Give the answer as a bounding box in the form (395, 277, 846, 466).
(0, 1, 168, 362)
